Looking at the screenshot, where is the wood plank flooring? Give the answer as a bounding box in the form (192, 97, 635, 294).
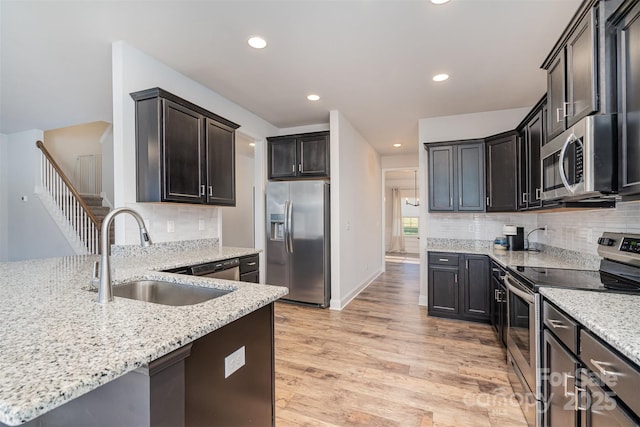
(274, 261, 527, 427)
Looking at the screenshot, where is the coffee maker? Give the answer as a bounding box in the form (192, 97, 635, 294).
(503, 225, 524, 251)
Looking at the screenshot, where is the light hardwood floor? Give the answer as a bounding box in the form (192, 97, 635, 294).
(274, 261, 527, 427)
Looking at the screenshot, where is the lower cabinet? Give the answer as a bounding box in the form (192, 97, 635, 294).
(427, 252, 489, 322)
(543, 330, 579, 427)
(239, 254, 260, 283)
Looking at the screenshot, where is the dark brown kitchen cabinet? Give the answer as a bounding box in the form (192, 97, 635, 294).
(490, 261, 507, 348)
(425, 140, 485, 212)
(239, 254, 259, 283)
(485, 131, 518, 212)
(131, 87, 239, 206)
(614, 0, 640, 199)
(543, 5, 598, 140)
(267, 131, 329, 179)
(517, 96, 546, 210)
(427, 252, 489, 323)
(543, 330, 579, 427)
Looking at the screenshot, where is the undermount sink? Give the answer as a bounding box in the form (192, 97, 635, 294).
(91, 280, 232, 306)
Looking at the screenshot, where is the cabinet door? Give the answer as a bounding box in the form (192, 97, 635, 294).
(527, 110, 544, 208)
(543, 331, 578, 427)
(517, 132, 529, 211)
(457, 143, 485, 212)
(548, 53, 567, 140)
(299, 134, 329, 177)
(205, 119, 235, 206)
(162, 100, 205, 203)
(617, 2, 640, 197)
(461, 255, 490, 321)
(566, 8, 598, 128)
(579, 373, 638, 427)
(268, 138, 297, 179)
(428, 146, 455, 211)
(428, 265, 459, 317)
(486, 134, 517, 212)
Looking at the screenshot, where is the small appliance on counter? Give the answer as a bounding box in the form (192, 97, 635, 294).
(503, 225, 524, 251)
(494, 236, 508, 250)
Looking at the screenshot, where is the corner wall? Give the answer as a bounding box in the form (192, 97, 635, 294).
(4, 130, 74, 260)
(0, 133, 7, 261)
(330, 110, 382, 309)
(111, 41, 278, 245)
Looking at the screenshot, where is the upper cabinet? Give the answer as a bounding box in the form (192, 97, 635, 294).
(426, 140, 485, 212)
(485, 131, 518, 212)
(613, 0, 640, 199)
(517, 96, 547, 211)
(543, 4, 599, 140)
(131, 88, 240, 206)
(267, 131, 330, 180)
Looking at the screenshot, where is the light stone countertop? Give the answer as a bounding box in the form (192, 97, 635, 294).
(539, 288, 640, 367)
(0, 244, 287, 426)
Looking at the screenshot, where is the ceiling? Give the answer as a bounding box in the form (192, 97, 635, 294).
(0, 0, 580, 155)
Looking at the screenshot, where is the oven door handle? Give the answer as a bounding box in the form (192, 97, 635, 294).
(504, 274, 534, 303)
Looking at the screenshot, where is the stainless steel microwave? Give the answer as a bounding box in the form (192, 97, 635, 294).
(540, 114, 617, 201)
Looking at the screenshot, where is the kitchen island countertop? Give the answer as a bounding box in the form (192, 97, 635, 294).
(0, 244, 287, 426)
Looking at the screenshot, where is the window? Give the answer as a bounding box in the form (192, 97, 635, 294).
(403, 217, 419, 235)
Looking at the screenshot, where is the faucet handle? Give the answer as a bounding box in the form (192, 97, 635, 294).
(90, 260, 100, 286)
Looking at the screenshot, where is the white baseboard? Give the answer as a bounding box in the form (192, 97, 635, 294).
(329, 270, 382, 311)
(418, 293, 427, 306)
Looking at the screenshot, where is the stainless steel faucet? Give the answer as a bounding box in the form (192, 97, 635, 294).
(95, 207, 152, 303)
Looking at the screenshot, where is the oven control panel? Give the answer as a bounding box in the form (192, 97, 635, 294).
(597, 232, 640, 267)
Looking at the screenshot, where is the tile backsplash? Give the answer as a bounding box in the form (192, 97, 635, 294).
(426, 200, 640, 256)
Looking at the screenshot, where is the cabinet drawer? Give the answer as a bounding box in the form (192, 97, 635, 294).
(240, 255, 259, 274)
(580, 329, 640, 417)
(543, 302, 579, 354)
(240, 271, 259, 283)
(428, 253, 459, 267)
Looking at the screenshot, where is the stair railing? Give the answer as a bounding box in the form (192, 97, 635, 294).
(36, 141, 101, 254)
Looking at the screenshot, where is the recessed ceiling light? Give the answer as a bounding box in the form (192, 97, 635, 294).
(430, 0, 450, 4)
(432, 73, 449, 82)
(248, 36, 267, 49)
(307, 94, 320, 101)
(249, 143, 255, 147)
(393, 143, 402, 148)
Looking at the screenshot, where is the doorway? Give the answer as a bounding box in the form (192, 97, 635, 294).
(383, 168, 420, 264)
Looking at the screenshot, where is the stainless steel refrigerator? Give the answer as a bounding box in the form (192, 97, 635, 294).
(266, 180, 330, 307)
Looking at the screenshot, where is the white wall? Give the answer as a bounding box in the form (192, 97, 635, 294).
(43, 121, 107, 185)
(0, 133, 8, 261)
(101, 125, 114, 206)
(330, 110, 382, 310)
(381, 154, 418, 169)
(112, 41, 279, 245)
(5, 130, 75, 260)
(279, 123, 329, 135)
(221, 135, 255, 248)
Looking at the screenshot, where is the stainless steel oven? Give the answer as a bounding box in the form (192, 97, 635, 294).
(540, 114, 616, 201)
(505, 273, 541, 427)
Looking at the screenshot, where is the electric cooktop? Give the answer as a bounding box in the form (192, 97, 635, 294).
(507, 266, 606, 292)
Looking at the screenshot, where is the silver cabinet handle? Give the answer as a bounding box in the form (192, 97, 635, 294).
(454, 273, 458, 284)
(495, 289, 500, 301)
(486, 196, 491, 207)
(522, 192, 528, 203)
(563, 373, 576, 398)
(547, 319, 568, 329)
(292, 164, 296, 173)
(208, 186, 213, 197)
(465, 259, 469, 270)
(200, 185, 205, 196)
(575, 386, 587, 411)
(536, 188, 541, 200)
(247, 262, 257, 266)
(298, 163, 302, 172)
(556, 107, 563, 123)
(459, 196, 462, 207)
(590, 359, 622, 380)
(439, 258, 449, 262)
(564, 101, 572, 117)
(450, 196, 453, 207)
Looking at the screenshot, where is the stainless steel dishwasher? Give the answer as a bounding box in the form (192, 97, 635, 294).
(187, 258, 240, 280)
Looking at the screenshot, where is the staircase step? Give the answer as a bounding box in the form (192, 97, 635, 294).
(81, 195, 103, 207)
(91, 206, 110, 217)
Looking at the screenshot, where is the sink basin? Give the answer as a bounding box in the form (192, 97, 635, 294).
(96, 280, 232, 306)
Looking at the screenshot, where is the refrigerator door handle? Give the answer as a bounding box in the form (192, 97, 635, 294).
(284, 200, 290, 253)
(287, 200, 294, 253)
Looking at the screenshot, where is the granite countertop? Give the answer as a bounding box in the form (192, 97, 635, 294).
(0, 243, 287, 426)
(540, 288, 640, 367)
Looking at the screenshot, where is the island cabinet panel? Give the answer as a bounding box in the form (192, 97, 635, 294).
(185, 303, 274, 427)
(131, 87, 240, 206)
(615, 0, 640, 198)
(239, 253, 260, 283)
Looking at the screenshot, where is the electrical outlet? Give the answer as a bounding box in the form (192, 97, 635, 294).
(224, 346, 245, 379)
(167, 220, 175, 233)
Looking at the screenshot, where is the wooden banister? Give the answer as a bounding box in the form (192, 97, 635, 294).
(36, 140, 101, 227)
